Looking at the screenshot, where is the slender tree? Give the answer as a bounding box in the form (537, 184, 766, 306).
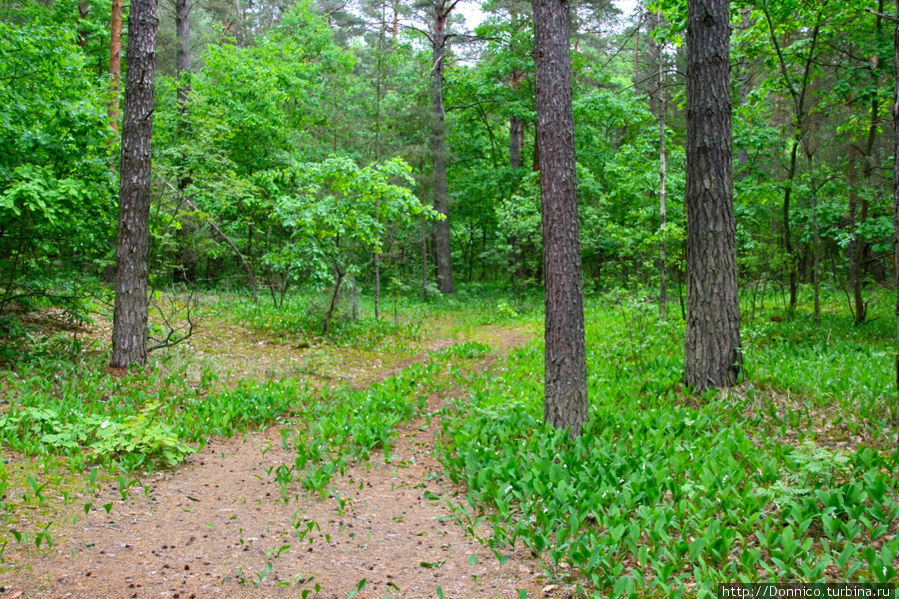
(110, 0, 159, 368)
(683, 0, 741, 391)
(649, 6, 667, 319)
(428, 0, 456, 294)
(109, 0, 123, 131)
(173, 0, 197, 285)
(175, 0, 190, 113)
(759, 5, 822, 311)
(532, 0, 588, 436)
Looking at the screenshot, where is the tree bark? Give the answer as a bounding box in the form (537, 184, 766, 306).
(735, 7, 752, 173)
(374, 11, 385, 320)
(431, 0, 455, 294)
(421, 214, 429, 302)
(77, 1, 90, 47)
(651, 8, 667, 319)
(854, 5, 884, 325)
(175, 0, 190, 112)
(109, 0, 124, 131)
(110, 0, 158, 368)
(683, 0, 741, 391)
(849, 143, 865, 323)
(509, 9, 525, 171)
(532, 0, 588, 436)
(510, 112, 524, 169)
(173, 0, 196, 285)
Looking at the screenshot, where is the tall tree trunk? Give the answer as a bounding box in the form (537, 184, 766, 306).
(109, 0, 124, 131)
(175, 0, 190, 112)
(110, 0, 158, 368)
(392, 0, 399, 43)
(762, 10, 821, 311)
(431, 0, 455, 294)
(510, 112, 524, 169)
(374, 11, 385, 320)
(77, 1, 90, 47)
(651, 8, 667, 319)
(683, 0, 741, 391)
(509, 9, 524, 170)
(173, 0, 196, 285)
(806, 150, 821, 323)
(533, 0, 588, 437)
(849, 143, 865, 322)
(735, 7, 752, 173)
(421, 214, 429, 302)
(784, 138, 799, 309)
(855, 5, 884, 324)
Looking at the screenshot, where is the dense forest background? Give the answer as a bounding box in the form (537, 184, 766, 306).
(4, 2, 899, 595)
(2, 0, 895, 336)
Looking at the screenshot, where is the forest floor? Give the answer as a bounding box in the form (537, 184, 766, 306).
(0, 310, 560, 599)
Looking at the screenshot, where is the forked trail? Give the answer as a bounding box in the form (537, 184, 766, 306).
(3, 326, 558, 599)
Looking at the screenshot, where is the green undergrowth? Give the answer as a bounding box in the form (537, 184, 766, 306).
(0, 350, 303, 471)
(272, 341, 493, 499)
(0, 330, 495, 564)
(435, 295, 899, 598)
(216, 286, 537, 352)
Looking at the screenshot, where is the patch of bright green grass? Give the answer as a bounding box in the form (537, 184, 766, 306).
(436, 293, 899, 598)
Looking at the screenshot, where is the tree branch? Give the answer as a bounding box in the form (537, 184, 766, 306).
(160, 178, 259, 304)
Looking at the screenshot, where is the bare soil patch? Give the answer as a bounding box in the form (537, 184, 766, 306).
(0, 323, 558, 599)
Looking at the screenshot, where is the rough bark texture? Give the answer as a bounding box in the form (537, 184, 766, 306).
(110, 0, 158, 368)
(109, 0, 124, 131)
(684, 0, 741, 391)
(532, 0, 588, 436)
(431, 0, 455, 294)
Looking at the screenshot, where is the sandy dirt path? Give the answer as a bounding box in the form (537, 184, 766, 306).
(2, 328, 559, 599)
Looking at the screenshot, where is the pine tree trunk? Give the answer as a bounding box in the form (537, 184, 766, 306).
(109, 0, 123, 131)
(110, 0, 158, 368)
(683, 0, 741, 391)
(431, 0, 454, 294)
(533, 0, 588, 437)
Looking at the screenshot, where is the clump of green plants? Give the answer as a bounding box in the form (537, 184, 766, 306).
(435, 297, 899, 598)
(219, 291, 424, 351)
(276, 355, 447, 498)
(0, 348, 309, 471)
